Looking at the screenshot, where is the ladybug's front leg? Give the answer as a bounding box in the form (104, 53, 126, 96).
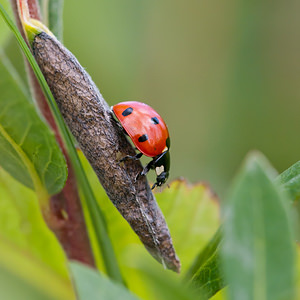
(119, 152, 143, 163)
(141, 158, 156, 176)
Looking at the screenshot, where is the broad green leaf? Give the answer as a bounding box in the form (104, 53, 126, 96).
(189, 229, 224, 298)
(221, 152, 295, 300)
(0, 237, 74, 300)
(70, 262, 138, 300)
(275, 160, 300, 202)
(186, 227, 222, 280)
(0, 5, 122, 282)
(0, 56, 67, 195)
(80, 152, 220, 300)
(156, 180, 220, 273)
(138, 180, 219, 299)
(191, 248, 223, 299)
(0, 168, 75, 299)
(186, 159, 300, 297)
(128, 260, 197, 300)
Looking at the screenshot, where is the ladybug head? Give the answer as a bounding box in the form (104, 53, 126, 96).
(151, 150, 170, 189)
(152, 170, 169, 190)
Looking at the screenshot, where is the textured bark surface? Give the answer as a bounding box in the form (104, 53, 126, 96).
(33, 32, 180, 272)
(10, 0, 95, 267)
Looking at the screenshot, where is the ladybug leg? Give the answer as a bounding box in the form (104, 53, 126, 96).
(151, 182, 158, 190)
(141, 158, 155, 176)
(119, 152, 143, 163)
(136, 160, 153, 183)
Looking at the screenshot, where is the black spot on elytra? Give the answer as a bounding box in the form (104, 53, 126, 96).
(138, 134, 148, 143)
(151, 117, 159, 125)
(122, 107, 133, 117)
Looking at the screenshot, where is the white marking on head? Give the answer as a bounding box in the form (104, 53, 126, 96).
(163, 146, 168, 152)
(156, 165, 165, 176)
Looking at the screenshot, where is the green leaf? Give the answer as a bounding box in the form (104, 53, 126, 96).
(191, 248, 224, 299)
(81, 156, 220, 300)
(221, 152, 296, 300)
(156, 180, 220, 274)
(0, 237, 74, 300)
(186, 158, 300, 297)
(70, 262, 138, 300)
(129, 260, 197, 300)
(187, 229, 224, 298)
(0, 4, 123, 283)
(0, 168, 75, 299)
(186, 227, 222, 281)
(0, 55, 67, 195)
(275, 160, 300, 202)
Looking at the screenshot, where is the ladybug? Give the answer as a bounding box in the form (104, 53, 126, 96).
(112, 101, 170, 189)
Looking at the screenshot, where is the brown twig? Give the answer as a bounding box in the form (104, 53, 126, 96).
(10, 0, 95, 267)
(32, 31, 181, 272)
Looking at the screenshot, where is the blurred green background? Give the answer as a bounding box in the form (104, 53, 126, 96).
(62, 0, 300, 196)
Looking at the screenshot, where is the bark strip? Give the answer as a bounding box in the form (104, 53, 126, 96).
(32, 32, 180, 272)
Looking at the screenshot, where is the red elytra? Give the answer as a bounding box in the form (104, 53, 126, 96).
(112, 101, 169, 157)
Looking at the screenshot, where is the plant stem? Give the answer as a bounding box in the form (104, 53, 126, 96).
(7, 0, 125, 283)
(9, 0, 96, 268)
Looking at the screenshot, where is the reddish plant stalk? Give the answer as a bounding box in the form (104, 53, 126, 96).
(10, 0, 95, 267)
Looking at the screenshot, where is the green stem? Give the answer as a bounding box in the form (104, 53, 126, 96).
(0, 4, 124, 285)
